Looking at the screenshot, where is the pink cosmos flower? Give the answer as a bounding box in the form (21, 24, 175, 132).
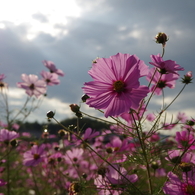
(0, 129, 19, 142)
(64, 148, 84, 164)
(163, 171, 195, 195)
(175, 130, 195, 150)
(106, 136, 134, 153)
(17, 74, 47, 98)
(83, 53, 150, 117)
(149, 54, 184, 75)
(40, 71, 60, 86)
(23, 144, 46, 166)
(94, 164, 138, 195)
(177, 112, 188, 123)
(147, 67, 179, 95)
(82, 128, 99, 141)
(165, 150, 195, 165)
(147, 133, 160, 142)
(146, 113, 156, 122)
(0, 179, 7, 187)
(43, 60, 64, 76)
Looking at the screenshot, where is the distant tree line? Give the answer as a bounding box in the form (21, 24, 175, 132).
(18, 117, 111, 137)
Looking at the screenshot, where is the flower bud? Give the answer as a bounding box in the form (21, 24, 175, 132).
(69, 182, 82, 194)
(155, 32, 168, 47)
(186, 119, 195, 126)
(81, 94, 89, 102)
(47, 111, 55, 118)
(75, 111, 83, 118)
(10, 139, 18, 147)
(97, 167, 107, 177)
(179, 162, 193, 172)
(151, 161, 159, 170)
(69, 104, 80, 113)
(182, 71, 193, 84)
(58, 129, 68, 137)
(106, 147, 113, 154)
(82, 173, 87, 179)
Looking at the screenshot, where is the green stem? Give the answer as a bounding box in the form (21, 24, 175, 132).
(131, 113, 153, 194)
(161, 46, 165, 58)
(31, 167, 41, 195)
(6, 148, 10, 195)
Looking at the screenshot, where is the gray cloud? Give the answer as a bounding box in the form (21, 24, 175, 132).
(0, 0, 195, 122)
(32, 12, 48, 23)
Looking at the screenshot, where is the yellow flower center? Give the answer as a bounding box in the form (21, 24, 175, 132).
(185, 184, 195, 194)
(33, 154, 40, 160)
(113, 80, 125, 93)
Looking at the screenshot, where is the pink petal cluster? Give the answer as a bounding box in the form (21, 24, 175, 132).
(83, 53, 150, 117)
(17, 74, 47, 98)
(163, 171, 195, 195)
(42, 60, 64, 76)
(23, 144, 46, 166)
(0, 129, 19, 142)
(150, 54, 184, 75)
(147, 67, 179, 95)
(40, 70, 60, 86)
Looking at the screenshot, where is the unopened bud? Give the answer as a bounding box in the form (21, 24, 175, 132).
(179, 162, 193, 172)
(186, 119, 195, 126)
(182, 71, 193, 84)
(47, 111, 55, 118)
(155, 32, 168, 47)
(10, 139, 18, 147)
(69, 104, 80, 113)
(58, 129, 67, 137)
(151, 161, 159, 170)
(81, 94, 90, 102)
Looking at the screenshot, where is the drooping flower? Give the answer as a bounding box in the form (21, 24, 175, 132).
(23, 144, 46, 166)
(42, 60, 64, 76)
(40, 70, 60, 86)
(149, 54, 184, 75)
(147, 67, 179, 95)
(163, 171, 195, 195)
(17, 74, 47, 98)
(83, 53, 150, 117)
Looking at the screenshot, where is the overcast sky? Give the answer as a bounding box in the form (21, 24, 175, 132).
(0, 0, 195, 124)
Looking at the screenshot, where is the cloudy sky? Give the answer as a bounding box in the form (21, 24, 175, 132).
(0, 0, 195, 124)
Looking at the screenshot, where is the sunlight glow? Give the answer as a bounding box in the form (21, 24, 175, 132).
(0, 0, 82, 40)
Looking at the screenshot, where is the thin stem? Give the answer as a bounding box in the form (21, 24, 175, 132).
(6, 147, 11, 195)
(161, 46, 165, 58)
(52, 117, 144, 194)
(31, 167, 41, 195)
(163, 83, 187, 111)
(131, 113, 153, 194)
